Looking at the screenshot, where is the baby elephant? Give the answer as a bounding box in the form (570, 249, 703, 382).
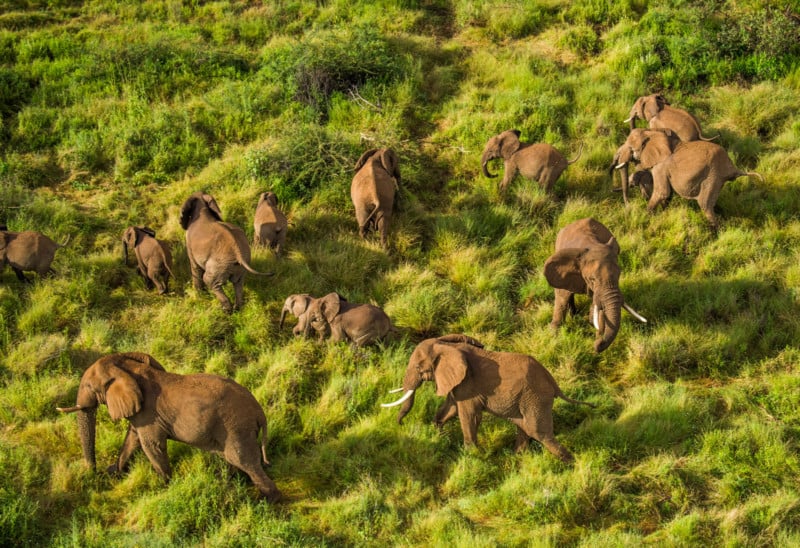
(122, 226, 175, 294)
(253, 191, 288, 256)
(305, 292, 394, 346)
(0, 228, 69, 282)
(57, 352, 281, 502)
(382, 334, 594, 462)
(279, 293, 314, 336)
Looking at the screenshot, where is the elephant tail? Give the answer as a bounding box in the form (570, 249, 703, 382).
(361, 202, 381, 229)
(557, 390, 596, 408)
(740, 170, 765, 184)
(699, 131, 720, 142)
(567, 141, 584, 165)
(235, 246, 274, 277)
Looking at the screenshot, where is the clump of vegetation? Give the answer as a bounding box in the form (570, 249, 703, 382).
(1, 0, 799, 545)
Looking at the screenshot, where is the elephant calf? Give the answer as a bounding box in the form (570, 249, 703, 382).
(544, 218, 647, 352)
(0, 228, 69, 283)
(57, 352, 281, 502)
(122, 226, 175, 294)
(279, 293, 314, 336)
(382, 334, 594, 462)
(253, 191, 288, 256)
(351, 148, 401, 249)
(481, 129, 582, 193)
(305, 292, 394, 347)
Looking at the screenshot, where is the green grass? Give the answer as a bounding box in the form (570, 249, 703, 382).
(1, 0, 800, 545)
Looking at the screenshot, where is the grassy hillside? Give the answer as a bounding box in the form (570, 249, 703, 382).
(2, 0, 800, 545)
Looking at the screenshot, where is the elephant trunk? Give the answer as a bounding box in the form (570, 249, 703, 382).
(77, 407, 97, 469)
(279, 308, 287, 329)
(618, 163, 629, 205)
(122, 241, 129, 265)
(481, 151, 497, 178)
(594, 289, 623, 353)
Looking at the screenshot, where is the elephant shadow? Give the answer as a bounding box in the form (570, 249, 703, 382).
(622, 276, 798, 380)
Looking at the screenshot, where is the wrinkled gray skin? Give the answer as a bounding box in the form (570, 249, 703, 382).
(351, 148, 401, 249)
(0, 229, 68, 283)
(253, 191, 288, 256)
(385, 334, 593, 461)
(626, 94, 718, 142)
(56, 352, 281, 502)
(609, 128, 680, 205)
(279, 293, 314, 336)
(481, 129, 582, 193)
(122, 226, 175, 294)
(627, 140, 764, 230)
(305, 292, 393, 346)
(544, 218, 638, 353)
(180, 191, 271, 313)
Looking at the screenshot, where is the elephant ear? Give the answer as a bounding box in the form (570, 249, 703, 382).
(202, 194, 223, 221)
(320, 292, 342, 322)
(644, 95, 664, 119)
(604, 236, 621, 257)
(123, 227, 137, 247)
(140, 226, 156, 238)
(379, 149, 400, 181)
(432, 343, 469, 397)
(500, 130, 522, 158)
(612, 143, 633, 169)
(103, 364, 143, 420)
(179, 196, 198, 229)
(544, 248, 588, 293)
(355, 149, 378, 171)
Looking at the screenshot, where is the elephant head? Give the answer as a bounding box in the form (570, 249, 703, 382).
(355, 148, 401, 184)
(56, 353, 165, 469)
(258, 191, 279, 208)
(179, 192, 222, 229)
(381, 334, 484, 422)
(544, 240, 624, 353)
(625, 94, 669, 129)
(279, 293, 313, 332)
(304, 292, 346, 338)
(481, 129, 521, 178)
(122, 226, 156, 265)
(610, 128, 679, 204)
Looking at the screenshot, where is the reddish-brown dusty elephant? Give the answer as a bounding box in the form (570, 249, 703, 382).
(351, 148, 401, 249)
(122, 226, 175, 294)
(253, 191, 288, 256)
(625, 94, 718, 142)
(0, 229, 69, 283)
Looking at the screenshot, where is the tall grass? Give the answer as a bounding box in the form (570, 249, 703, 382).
(1, 0, 799, 545)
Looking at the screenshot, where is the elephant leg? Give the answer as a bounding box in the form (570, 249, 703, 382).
(551, 289, 572, 329)
(646, 173, 672, 214)
(696, 183, 721, 231)
(138, 433, 172, 481)
(204, 271, 234, 313)
(513, 426, 531, 452)
(189, 261, 206, 291)
(11, 267, 31, 283)
(521, 405, 574, 463)
(456, 400, 483, 447)
(108, 424, 142, 475)
(433, 395, 458, 428)
(222, 441, 281, 502)
(231, 272, 245, 311)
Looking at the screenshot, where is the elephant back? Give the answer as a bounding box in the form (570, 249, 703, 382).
(555, 218, 617, 252)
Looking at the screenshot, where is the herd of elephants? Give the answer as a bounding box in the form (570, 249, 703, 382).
(0, 93, 762, 502)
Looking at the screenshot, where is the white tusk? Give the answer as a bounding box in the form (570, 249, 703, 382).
(388, 387, 404, 394)
(56, 405, 82, 413)
(623, 116, 632, 123)
(592, 305, 600, 331)
(615, 163, 626, 170)
(381, 389, 414, 408)
(623, 303, 648, 323)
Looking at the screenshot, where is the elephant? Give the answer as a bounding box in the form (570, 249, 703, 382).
(56, 352, 281, 502)
(304, 292, 394, 346)
(625, 94, 718, 142)
(481, 129, 583, 193)
(279, 293, 314, 336)
(122, 226, 175, 294)
(609, 128, 680, 205)
(351, 148, 401, 249)
(253, 191, 288, 256)
(0, 229, 69, 283)
(180, 191, 272, 313)
(625, 140, 764, 230)
(544, 218, 647, 353)
(381, 334, 594, 461)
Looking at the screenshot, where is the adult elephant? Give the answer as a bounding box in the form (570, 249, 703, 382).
(544, 218, 647, 353)
(625, 94, 718, 142)
(481, 129, 582, 193)
(56, 352, 281, 502)
(351, 148, 401, 249)
(253, 191, 288, 256)
(0, 229, 69, 283)
(122, 226, 175, 294)
(609, 128, 680, 205)
(304, 292, 394, 347)
(381, 334, 594, 461)
(624, 140, 764, 230)
(180, 191, 271, 313)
